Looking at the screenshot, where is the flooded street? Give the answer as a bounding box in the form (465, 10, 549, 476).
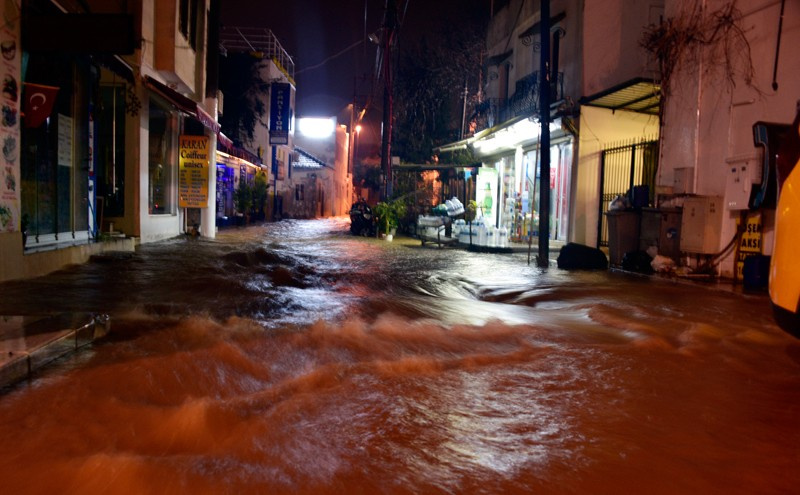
(0, 218, 798, 494)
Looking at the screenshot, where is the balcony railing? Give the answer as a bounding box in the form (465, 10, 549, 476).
(475, 71, 564, 131)
(220, 27, 295, 82)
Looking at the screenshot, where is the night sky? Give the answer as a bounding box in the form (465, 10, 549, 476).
(221, 0, 490, 118)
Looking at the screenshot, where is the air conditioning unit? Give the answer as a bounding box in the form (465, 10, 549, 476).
(680, 196, 724, 254)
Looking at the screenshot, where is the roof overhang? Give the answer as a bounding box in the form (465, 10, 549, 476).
(580, 77, 661, 115)
(473, 114, 568, 156)
(23, 14, 135, 54)
(434, 137, 472, 154)
(434, 113, 567, 160)
(145, 76, 221, 133)
(393, 162, 482, 172)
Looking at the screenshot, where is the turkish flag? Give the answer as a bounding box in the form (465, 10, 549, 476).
(23, 83, 59, 128)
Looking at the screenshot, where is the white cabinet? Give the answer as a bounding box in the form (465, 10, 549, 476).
(680, 196, 724, 254)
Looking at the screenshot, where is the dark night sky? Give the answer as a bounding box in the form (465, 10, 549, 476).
(221, 0, 490, 119)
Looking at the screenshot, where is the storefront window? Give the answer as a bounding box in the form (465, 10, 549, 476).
(148, 99, 177, 214)
(20, 53, 90, 241)
(96, 83, 126, 217)
(522, 142, 573, 241)
(499, 155, 517, 231)
(476, 166, 498, 225)
(216, 163, 234, 218)
(555, 142, 572, 240)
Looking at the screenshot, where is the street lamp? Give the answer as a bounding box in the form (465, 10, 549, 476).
(354, 124, 362, 171)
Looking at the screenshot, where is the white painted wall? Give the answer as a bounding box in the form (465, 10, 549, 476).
(583, 0, 663, 96)
(659, 0, 800, 277)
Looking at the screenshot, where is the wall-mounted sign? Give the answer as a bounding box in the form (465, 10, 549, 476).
(736, 212, 762, 280)
(269, 82, 291, 145)
(178, 135, 210, 208)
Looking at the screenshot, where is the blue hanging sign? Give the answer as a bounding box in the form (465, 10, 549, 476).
(269, 83, 291, 145)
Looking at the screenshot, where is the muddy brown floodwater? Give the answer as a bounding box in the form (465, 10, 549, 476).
(0, 218, 798, 494)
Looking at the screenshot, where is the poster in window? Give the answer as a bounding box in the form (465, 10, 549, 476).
(0, 2, 20, 233)
(57, 114, 73, 167)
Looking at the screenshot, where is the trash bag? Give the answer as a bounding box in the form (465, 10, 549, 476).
(608, 195, 630, 211)
(651, 255, 676, 274)
(557, 243, 609, 270)
(621, 250, 654, 274)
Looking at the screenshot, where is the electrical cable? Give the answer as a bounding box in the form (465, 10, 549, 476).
(695, 209, 752, 273)
(295, 40, 365, 75)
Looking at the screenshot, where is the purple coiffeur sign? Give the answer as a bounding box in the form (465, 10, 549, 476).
(269, 82, 291, 145)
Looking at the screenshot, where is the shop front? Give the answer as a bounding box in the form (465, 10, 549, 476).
(20, 51, 111, 250)
(215, 143, 264, 227)
(471, 117, 574, 245)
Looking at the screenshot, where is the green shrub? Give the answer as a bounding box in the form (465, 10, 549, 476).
(374, 199, 407, 234)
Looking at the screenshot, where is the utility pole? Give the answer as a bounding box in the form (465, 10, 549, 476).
(537, 0, 551, 268)
(460, 82, 468, 140)
(380, 0, 397, 200)
(349, 78, 357, 177)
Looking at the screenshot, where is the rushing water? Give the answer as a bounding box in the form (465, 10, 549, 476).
(1, 218, 799, 494)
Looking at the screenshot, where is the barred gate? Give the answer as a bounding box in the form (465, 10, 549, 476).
(597, 140, 658, 247)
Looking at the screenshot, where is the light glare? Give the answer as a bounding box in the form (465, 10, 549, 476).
(298, 117, 335, 139)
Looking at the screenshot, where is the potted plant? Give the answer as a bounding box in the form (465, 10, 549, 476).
(389, 198, 407, 236)
(373, 201, 391, 238)
(234, 179, 253, 224)
(374, 199, 407, 240)
(252, 171, 269, 221)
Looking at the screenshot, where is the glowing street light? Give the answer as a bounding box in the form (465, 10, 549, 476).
(297, 117, 336, 139)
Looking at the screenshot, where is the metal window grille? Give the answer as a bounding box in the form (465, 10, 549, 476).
(597, 140, 658, 247)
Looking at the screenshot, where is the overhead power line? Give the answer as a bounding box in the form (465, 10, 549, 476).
(295, 39, 364, 75)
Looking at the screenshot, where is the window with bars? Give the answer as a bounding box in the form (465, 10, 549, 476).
(597, 140, 658, 247)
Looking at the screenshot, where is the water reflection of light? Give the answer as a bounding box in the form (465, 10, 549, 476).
(400, 361, 588, 487)
(264, 287, 352, 327)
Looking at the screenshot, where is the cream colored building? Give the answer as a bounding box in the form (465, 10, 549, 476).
(0, 0, 221, 282)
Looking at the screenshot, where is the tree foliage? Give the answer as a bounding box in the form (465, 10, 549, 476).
(219, 53, 269, 148)
(392, 6, 487, 164)
(640, 0, 757, 106)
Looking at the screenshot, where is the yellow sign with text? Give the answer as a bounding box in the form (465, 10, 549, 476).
(179, 135, 210, 208)
(736, 212, 762, 280)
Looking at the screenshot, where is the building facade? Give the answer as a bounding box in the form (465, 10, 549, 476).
(1, 0, 223, 281)
(439, 0, 584, 244)
(655, 0, 800, 279)
(289, 117, 354, 218)
(436, 0, 665, 256)
(218, 27, 296, 222)
(574, 0, 663, 250)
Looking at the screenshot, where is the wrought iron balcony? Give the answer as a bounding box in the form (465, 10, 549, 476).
(475, 71, 564, 131)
